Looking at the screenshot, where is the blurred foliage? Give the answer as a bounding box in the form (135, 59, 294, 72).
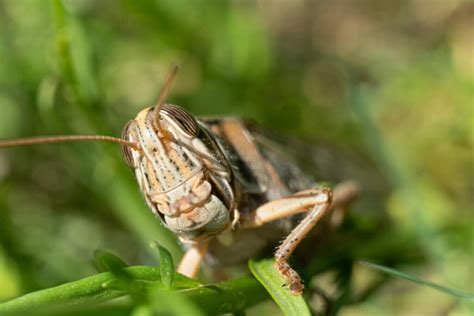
(0, 0, 472, 315)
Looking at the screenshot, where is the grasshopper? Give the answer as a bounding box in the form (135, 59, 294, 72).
(0, 65, 359, 295)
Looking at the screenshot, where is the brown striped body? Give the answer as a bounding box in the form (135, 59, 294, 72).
(122, 103, 375, 279)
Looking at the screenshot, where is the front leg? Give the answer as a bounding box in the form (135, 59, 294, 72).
(243, 181, 359, 295)
(177, 240, 209, 278)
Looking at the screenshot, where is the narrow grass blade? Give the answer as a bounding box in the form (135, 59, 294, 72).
(0, 267, 267, 315)
(152, 243, 174, 289)
(94, 250, 128, 273)
(94, 249, 137, 294)
(359, 261, 474, 301)
(185, 277, 268, 315)
(249, 259, 311, 316)
(0, 266, 191, 314)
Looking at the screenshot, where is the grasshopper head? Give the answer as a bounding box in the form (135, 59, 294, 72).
(122, 104, 234, 241)
(121, 67, 234, 241)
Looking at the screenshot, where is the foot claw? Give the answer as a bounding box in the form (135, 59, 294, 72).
(275, 260, 304, 295)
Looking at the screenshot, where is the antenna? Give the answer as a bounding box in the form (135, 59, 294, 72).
(0, 135, 138, 149)
(0, 67, 183, 150)
(153, 64, 179, 134)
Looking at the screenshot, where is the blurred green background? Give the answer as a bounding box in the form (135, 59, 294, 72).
(0, 0, 472, 315)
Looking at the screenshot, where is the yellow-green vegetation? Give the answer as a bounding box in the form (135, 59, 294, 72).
(0, 0, 472, 315)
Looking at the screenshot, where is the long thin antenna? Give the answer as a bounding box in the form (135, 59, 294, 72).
(154, 64, 179, 133)
(0, 135, 138, 149)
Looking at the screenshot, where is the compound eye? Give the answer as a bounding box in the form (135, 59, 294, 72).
(161, 104, 199, 137)
(121, 120, 135, 169)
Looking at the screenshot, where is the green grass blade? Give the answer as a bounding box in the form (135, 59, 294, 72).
(93, 250, 132, 292)
(0, 266, 267, 315)
(94, 250, 128, 273)
(0, 266, 145, 314)
(155, 243, 174, 289)
(185, 277, 268, 315)
(0, 266, 185, 314)
(359, 261, 474, 301)
(249, 259, 311, 316)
